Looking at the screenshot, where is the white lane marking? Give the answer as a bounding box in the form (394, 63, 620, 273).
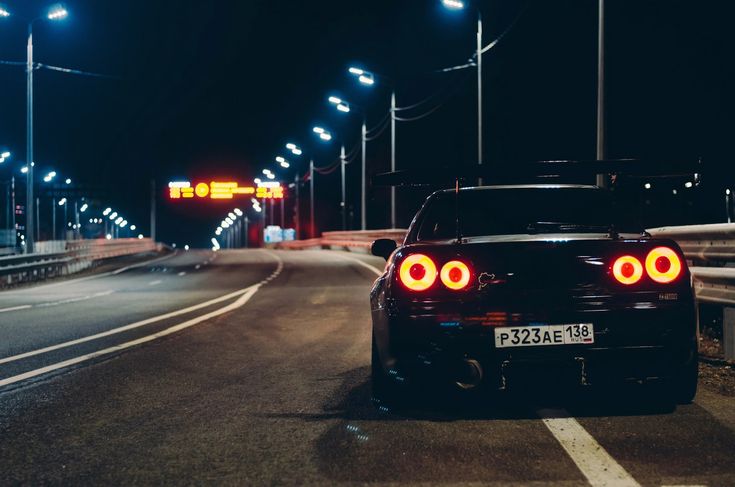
(195, 265, 201, 270)
(332, 251, 640, 487)
(37, 290, 115, 308)
(333, 253, 384, 277)
(0, 251, 283, 369)
(177, 272, 186, 276)
(539, 410, 640, 487)
(0, 305, 32, 314)
(0, 252, 178, 295)
(148, 280, 162, 286)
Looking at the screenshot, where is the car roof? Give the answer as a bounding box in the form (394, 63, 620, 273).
(434, 184, 601, 195)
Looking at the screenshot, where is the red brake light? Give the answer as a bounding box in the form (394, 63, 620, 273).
(399, 254, 437, 291)
(645, 247, 681, 283)
(612, 255, 643, 285)
(440, 260, 471, 290)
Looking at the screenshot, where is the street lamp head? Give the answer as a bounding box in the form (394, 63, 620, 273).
(65, 178, 71, 185)
(20, 166, 28, 174)
(0, 5, 10, 17)
(79, 203, 88, 212)
(319, 132, 332, 141)
(1, 151, 10, 158)
(254, 177, 262, 184)
(348, 67, 364, 76)
(336, 103, 350, 113)
(441, 0, 465, 9)
(266, 172, 275, 179)
(358, 73, 375, 86)
(312, 126, 325, 134)
(234, 208, 243, 216)
(58, 197, 66, 206)
(292, 148, 303, 155)
(262, 169, 272, 176)
(280, 161, 290, 168)
(47, 4, 68, 20)
(328, 96, 342, 105)
(275, 156, 286, 163)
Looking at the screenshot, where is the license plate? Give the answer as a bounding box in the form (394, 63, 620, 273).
(494, 323, 594, 348)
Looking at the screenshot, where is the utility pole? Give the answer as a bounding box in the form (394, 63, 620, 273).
(390, 90, 396, 229)
(35, 196, 39, 243)
(309, 158, 315, 238)
(280, 197, 285, 228)
(244, 216, 249, 248)
(340, 144, 347, 231)
(26, 24, 34, 252)
(361, 118, 367, 230)
(150, 179, 156, 242)
(595, 0, 607, 188)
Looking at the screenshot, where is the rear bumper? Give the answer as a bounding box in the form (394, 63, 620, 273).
(376, 303, 697, 388)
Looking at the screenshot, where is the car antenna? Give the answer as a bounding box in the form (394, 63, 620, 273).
(454, 176, 462, 244)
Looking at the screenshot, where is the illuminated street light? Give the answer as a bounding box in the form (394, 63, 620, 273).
(228, 212, 236, 219)
(115, 216, 123, 225)
(328, 96, 342, 105)
(234, 208, 243, 216)
(262, 169, 272, 176)
(319, 132, 332, 141)
(266, 172, 275, 180)
(441, 0, 465, 9)
(358, 73, 375, 85)
(58, 197, 66, 206)
(47, 4, 68, 20)
(20, 166, 28, 174)
(79, 203, 88, 212)
(109, 211, 118, 220)
(348, 67, 364, 76)
(254, 178, 262, 184)
(130, 224, 136, 230)
(65, 178, 71, 185)
(336, 103, 350, 113)
(103, 207, 111, 216)
(279, 160, 290, 168)
(312, 126, 325, 134)
(0, 6, 9, 17)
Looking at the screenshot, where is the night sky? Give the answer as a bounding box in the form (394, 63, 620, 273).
(0, 0, 732, 247)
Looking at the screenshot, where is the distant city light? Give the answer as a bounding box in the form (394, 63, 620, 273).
(644, 183, 651, 189)
(684, 181, 693, 188)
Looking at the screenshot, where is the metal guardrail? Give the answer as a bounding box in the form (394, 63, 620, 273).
(0, 238, 157, 287)
(649, 223, 735, 361)
(275, 229, 407, 253)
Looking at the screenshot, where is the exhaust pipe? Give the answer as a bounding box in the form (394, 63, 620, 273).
(455, 358, 483, 390)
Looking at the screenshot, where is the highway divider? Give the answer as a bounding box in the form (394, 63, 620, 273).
(0, 238, 158, 288)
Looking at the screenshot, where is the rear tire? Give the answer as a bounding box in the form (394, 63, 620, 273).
(667, 353, 698, 405)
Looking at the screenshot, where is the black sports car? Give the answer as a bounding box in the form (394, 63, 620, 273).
(369, 184, 697, 403)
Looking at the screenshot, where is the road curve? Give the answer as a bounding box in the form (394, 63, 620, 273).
(0, 249, 734, 485)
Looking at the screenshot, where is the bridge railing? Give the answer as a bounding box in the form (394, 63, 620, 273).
(0, 238, 157, 287)
(275, 229, 407, 253)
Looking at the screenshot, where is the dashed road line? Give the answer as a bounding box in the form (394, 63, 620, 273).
(0, 305, 32, 314)
(538, 409, 640, 487)
(148, 280, 162, 286)
(178, 272, 187, 276)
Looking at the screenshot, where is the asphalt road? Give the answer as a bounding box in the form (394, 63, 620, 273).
(1, 249, 735, 485)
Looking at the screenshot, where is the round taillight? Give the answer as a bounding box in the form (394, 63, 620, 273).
(440, 260, 471, 290)
(645, 247, 681, 283)
(612, 255, 643, 285)
(399, 254, 437, 291)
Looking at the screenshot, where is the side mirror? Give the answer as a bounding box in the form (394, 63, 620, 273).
(371, 238, 397, 260)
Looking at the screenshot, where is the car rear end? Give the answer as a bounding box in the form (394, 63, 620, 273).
(371, 186, 698, 400)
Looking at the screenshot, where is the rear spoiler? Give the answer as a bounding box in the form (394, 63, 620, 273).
(372, 158, 703, 187)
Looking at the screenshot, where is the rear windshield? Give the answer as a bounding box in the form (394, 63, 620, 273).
(415, 187, 640, 241)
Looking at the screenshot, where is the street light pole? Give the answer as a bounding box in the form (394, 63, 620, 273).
(340, 145, 347, 231)
(309, 158, 315, 238)
(294, 174, 300, 239)
(26, 23, 34, 252)
(361, 118, 367, 230)
(51, 197, 55, 240)
(596, 0, 607, 187)
(390, 90, 396, 229)
(476, 12, 483, 186)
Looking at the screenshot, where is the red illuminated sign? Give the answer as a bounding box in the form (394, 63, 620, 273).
(168, 181, 284, 200)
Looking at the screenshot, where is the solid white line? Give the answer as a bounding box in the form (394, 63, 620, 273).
(0, 305, 32, 314)
(333, 253, 384, 277)
(0, 251, 283, 369)
(0, 287, 261, 388)
(0, 251, 283, 387)
(148, 280, 162, 286)
(178, 271, 186, 276)
(539, 410, 640, 487)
